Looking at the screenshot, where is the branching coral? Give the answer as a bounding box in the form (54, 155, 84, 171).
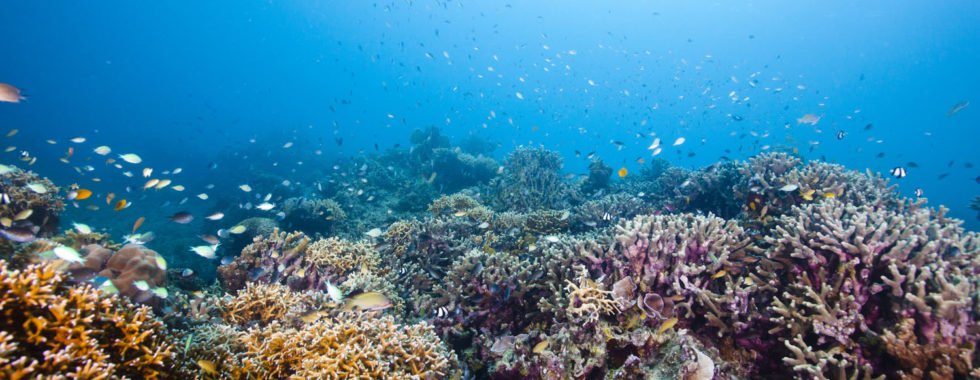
(220, 282, 327, 326)
(0, 260, 176, 378)
(763, 198, 979, 379)
(490, 147, 582, 212)
(565, 265, 619, 323)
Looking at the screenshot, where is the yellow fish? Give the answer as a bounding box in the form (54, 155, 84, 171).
(657, 317, 679, 335)
(800, 189, 815, 201)
(532, 339, 551, 354)
(711, 269, 727, 279)
(342, 292, 392, 311)
(113, 199, 127, 211)
(618, 167, 628, 177)
(197, 360, 218, 375)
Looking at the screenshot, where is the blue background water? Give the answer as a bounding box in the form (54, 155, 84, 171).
(1, 0, 978, 235)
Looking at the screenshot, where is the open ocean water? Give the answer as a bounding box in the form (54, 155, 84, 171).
(0, 1, 978, 379)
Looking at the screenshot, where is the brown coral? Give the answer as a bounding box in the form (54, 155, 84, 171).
(220, 282, 327, 326)
(0, 260, 176, 379)
(72, 243, 167, 303)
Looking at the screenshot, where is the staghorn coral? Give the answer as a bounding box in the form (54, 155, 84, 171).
(0, 260, 176, 379)
(220, 282, 327, 326)
(428, 192, 494, 222)
(307, 236, 379, 275)
(564, 265, 619, 323)
(490, 147, 582, 212)
(763, 198, 979, 379)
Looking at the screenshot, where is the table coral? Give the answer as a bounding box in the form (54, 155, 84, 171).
(0, 260, 176, 379)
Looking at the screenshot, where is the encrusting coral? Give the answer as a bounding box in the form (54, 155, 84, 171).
(0, 260, 177, 378)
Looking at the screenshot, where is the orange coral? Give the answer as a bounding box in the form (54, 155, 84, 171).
(0, 259, 175, 378)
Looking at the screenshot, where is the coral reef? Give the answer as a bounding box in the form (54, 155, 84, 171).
(580, 158, 612, 195)
(0, 167, 64, 241)
(762, 198, 979, 379)
(70, 243, 168, 304)
(280, 196, 345, 233)
(0, 260, 177, 378)
(490, 147, 582, 212)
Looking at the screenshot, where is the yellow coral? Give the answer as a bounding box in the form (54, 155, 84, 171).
(220, 282, 327, 326)
(0, 260, 175, 379)
(307, 236, 379, 274)
(565, 265, 619, 323)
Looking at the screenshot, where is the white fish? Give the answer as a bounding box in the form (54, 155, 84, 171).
(26, 183, 47, 193)
(544, 235, 560, 243)
(365, 228, 383, 238)
(256, 203, 274, 211)
(239, 184, 252, 192)
(69, 137, 86, 143)
(118, 153, 142, 164)
(133, 280, 150, 291)
(672, 137, 686, 146)
(327, 281, 344, 302)
(779, 184, 799, 192)
(190, 245, 217, 259)
(53, 246, 84, 263)
(205, 212, 224, 220)
(93, 146, 111, 155)
(197, 193, 209, 200)
(72, 222, 92, 234)
(172, 168, 182, 174)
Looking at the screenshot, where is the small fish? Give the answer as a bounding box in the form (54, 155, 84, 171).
(532, 339, 551, 354)
(106, 193, 116, 205)
(181, 268, 196, 278)
(797, 114, 820, 125)
(154, 179, 171, 190)
(151, 287, 168, 299)
(5, 129, 17, 137)
(239, 184, 252, 192)
(823, 192, 836, 198)
(365, 228, 383, 238)
(113, 199, 128, 211)
(891, 167, 907, 178)
(53, 246, 85, 263)
(198, 235, 220, 245)
(342, 291, 392, 311)
(779, 184, 799, 192)
(327, 281, 344, 302)
(0, 227, 37, 243)
(133, 217, 145, 233)
(836, 131, 845, 140)
(672, 137, 686, 146)
(133, 280, 150, 291)
(0, 83, 26, 103)
(544, 235, 560, 243)
(143, 179, 160, 190)
(915, 188, 924, 197)
(256, 203, 275, 211)
(118, 153, 142, 164)
(169, 211, 193, 224)
(190, 245, 217, 259)
(74, 189, 93, 200)
(171, 185, 185, 191)
(13, 209, 33, 221)
(228, 225, 247, 234)
(72, 222, 92, 234)
(453, 211, 467, 217)
(299, 310, 328, 323)
(657, 317, 679, 335)
(800, 189, 816, 201)
(946, 101, 969, 117)
(93, 146, 111, 155)
(154, 255, 167, 270)
(26, 183, 47, 194)
(197, 193, 209, 200)
(197, 360, 218, 375)
(618, 168, 628, 177)
(711, 269, 727, 279)
(143, 168, 153, 177)
(205, 212, 224, 220)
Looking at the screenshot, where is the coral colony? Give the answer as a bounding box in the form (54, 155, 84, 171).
(0, 129, 977, 379)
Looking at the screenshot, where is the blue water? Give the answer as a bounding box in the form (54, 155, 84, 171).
(1, 0, 977, 235)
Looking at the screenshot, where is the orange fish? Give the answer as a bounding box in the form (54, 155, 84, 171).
(66, 147, 74, 158)
(133, 216, 145, 234)
(75, 189, 92, 200)
(113, 199, 127, 211)
(106, 193, 115, 205)
(618, 168, 628, 177)
(105, 158, 115, 165)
